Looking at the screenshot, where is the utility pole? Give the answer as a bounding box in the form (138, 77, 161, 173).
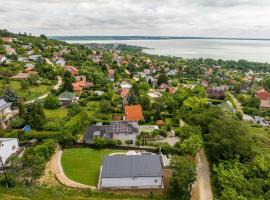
(0, 156, 9, 188)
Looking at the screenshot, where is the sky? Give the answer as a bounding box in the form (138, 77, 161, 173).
(0, 0, 270, 38)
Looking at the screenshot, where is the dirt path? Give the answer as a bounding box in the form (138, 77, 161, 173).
(192, 148, 213, 200)
(39, 148, 96, 189)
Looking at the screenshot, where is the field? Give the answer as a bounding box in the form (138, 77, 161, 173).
(0, 80, 50, 101)
(44, 108, 68, 121)
(61, 148, 125, 186)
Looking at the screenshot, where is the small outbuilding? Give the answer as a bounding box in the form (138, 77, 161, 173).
(100, 154, 163, 189)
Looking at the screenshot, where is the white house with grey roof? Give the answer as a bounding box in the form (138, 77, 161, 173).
(0, 138, 19, 164)
(84, 121, 139, 145)
(0, 99, 19, 129)
(99, 154, 163, 189)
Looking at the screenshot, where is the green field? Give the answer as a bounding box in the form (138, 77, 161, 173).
(44, 108, 68, 120)
(0, 80, 50, 101)
(61, 148, 124, 186)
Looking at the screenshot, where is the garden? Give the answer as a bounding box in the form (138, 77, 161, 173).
(61, 148, 125, 186)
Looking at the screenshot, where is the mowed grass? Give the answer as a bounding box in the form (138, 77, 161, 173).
(44, 108, 68, 120)
(0, 80, 50, 101)
(61, 148, 125, 186)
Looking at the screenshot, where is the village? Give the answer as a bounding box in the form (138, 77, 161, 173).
(0, 29, 270, 200)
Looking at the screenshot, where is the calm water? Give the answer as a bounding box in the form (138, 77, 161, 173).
(66, 39, 270, 63)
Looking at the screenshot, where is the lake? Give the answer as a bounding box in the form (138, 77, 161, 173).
(65, 39, 270, 63)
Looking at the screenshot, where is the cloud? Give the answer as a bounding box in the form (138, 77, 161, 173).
(0, 0, 269, 38)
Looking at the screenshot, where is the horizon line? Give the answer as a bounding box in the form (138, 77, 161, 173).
(48, 35, 270, 41)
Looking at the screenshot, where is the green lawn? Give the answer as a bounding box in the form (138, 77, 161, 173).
(44, 108, 68, 120)
(61, 148, 124, 186)
(0, 80, 51, 101)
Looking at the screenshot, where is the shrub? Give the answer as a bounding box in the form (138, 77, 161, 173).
(44, 94, 60, 110)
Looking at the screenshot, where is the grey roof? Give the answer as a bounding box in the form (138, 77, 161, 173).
(84, 121, 139, 143)
(0, 99, 12, 111)
(101, 154, 163, 178)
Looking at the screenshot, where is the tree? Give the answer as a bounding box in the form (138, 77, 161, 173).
(139, 95, 151, 110)
(263, 77, 270, 91)
(169, 156, 196, 199)
(20, 80, 30, 90)
(24, 103, 46, 130)
(181, 134, 203, 156)
(206, 118, 253, 162)
(157, 72, 168, 86)
(100, 100, 112, 113)
(44, 94, 60, 110)
(67, 104, 82, 117)
(183, 96, 208, 112)
(62, 71, 74, 92)
(3, 89, 19, 107)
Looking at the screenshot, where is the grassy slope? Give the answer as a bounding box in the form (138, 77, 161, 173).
(0, 80, 50, 101)
(44, 108, 68, 120)
(61, 148, 124, 186)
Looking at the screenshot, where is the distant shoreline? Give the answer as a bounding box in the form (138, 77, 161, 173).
(49, 36, 270, 42)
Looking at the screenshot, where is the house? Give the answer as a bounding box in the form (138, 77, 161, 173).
(120, 88, 129, 105)
(4, 45, 16, 55)
(124, 105, 144, 122)
(201, 80, 208, 87)
(167, 69, 177, 76)
(21, 44, 32, 50)
(93, 90, 104, 96)
(64, 65, 78, 76)
(0, 138, 19, 164)
(260, 100, 270, 110)
(18, 57, 29, 62)
(0, 99, 19, 129)
(0, 55, 7, 64)
(1, 37, 13, 43)
(139, 125, 159, 133)
(120, 81, 132, 89)
(107, 68, 115, 82)
(99, 154, 163, 189)
(84, 121, 139, 145)
(167, 87, 177, 94)
(11, 72, 30, 80)
(72, 81, 93, 96)
(159, 83, 169, 92)
(147, 90, 162, 99)
(59, 91, 77, 106)
(55, 59, 66, 67)
(256, 89, 270, 110)
(207, 86, 226, 100)
(29, 55, 42, 61)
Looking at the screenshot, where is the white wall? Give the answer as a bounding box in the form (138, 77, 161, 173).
(0, 139, 19, 164)
(101, 176, 163, 189)
(113, 133, 137, 145)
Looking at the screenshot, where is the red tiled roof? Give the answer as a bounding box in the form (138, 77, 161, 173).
(72, 81, 93, 91)
(64, 65, 78, 76)
(167, 87, 176, 94)
(108, 68, 115, 75)
(125, 105, 144, 121)
(156, 120, 165, 126)
(256, 89, 270, 100)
